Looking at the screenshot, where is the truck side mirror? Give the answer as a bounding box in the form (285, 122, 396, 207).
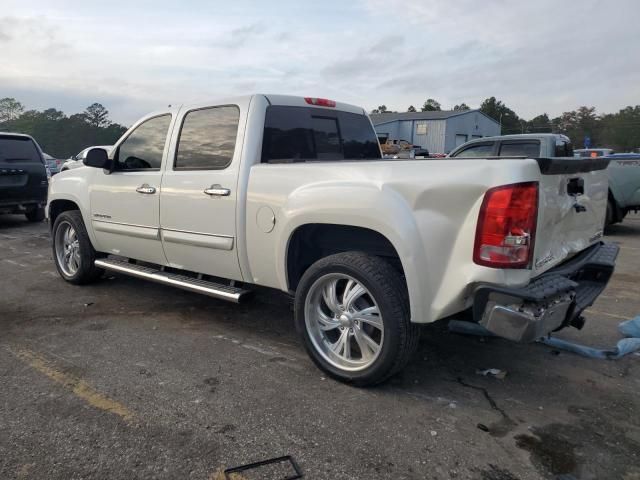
(84, 148, 111, 169)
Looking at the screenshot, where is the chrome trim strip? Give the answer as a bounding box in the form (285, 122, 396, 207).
(161, 227, 233, 238)
(161, 229, 234, 250)
(95, 259, 246, 303)
(92, 220, 159, 240)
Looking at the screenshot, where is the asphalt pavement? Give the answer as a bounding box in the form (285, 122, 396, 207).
(1, 214, 639, 480)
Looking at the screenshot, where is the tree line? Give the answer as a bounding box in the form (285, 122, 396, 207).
(0, 98, 127, 159)
(2, 95, 639, 154)
(371, 97, 640, 151)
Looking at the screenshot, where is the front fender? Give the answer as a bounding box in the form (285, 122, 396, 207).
(47, 169, 97, 247)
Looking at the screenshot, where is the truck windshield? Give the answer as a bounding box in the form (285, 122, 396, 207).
(0, 136, 42, 163)
(261, 106, 381, 163)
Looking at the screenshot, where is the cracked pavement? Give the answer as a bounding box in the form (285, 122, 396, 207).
(1, 214, 639, 479)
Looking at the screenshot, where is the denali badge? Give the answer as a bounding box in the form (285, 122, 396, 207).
(93, 213, 112, 219)
(535, 253, 555, 269)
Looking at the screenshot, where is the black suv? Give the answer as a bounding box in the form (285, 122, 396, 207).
(0, 133, 48, 222)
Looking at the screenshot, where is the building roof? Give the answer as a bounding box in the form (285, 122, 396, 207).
(369, 109, 499, 126)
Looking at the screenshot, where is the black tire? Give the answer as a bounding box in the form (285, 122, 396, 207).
(605, 198, 614, 227)
(25, 207, 45, 222)
(294, 251, 420, 386)
(52, 210, 104, 284)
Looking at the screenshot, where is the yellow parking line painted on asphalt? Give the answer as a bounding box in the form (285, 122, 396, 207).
(208, 469, 249, 480)
(8, 346, 135, 423)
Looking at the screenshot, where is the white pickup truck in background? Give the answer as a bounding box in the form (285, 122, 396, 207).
(47, 94, 618, 385)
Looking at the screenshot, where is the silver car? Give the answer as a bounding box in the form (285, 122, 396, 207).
(61, 145, 112, 172)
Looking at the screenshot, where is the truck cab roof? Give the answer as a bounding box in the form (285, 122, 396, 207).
(466, 133, 571, 143)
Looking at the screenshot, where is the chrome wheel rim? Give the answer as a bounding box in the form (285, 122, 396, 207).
(304, 273, 384, 371)
(54, 221, 81, 277)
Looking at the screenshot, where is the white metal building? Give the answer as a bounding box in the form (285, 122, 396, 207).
(370, 110, 501, 154)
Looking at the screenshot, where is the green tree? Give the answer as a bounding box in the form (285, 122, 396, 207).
(421, 99, 441, 112)
(527, 113, 552, 133)
(453, 103, 470, 111)
(480, 97, 520, 134)
(0, 99, 127, 158)
(598, 106, 640, 150)
(0, 97, 24, 122)
(552, 106, 600, 147)
(371, 105, 386, 114)
(84, 103, 110, 128)
(407, 105, 417, 112)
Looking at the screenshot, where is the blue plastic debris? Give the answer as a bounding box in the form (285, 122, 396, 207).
(448, 316, 640, 360)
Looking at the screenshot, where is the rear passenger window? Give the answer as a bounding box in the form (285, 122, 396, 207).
(175, 106, 240, 170)
(498, 141, 540, 157)
(452, 143, 494, 157)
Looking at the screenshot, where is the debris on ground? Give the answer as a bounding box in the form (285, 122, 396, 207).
(475, 368, 507, 380)
(449, 316, 640, 360)
(223, 455, 302, 480)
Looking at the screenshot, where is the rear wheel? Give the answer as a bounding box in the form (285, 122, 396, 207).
(52, 210, 104, 284)
(25, 207, 45, 222)
(294, 252, 419, 386)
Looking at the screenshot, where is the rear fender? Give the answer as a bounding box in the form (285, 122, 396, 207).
(276, 183, 431, 323)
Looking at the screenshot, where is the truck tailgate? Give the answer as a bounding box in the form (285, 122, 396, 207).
(533, 157, 609, 274)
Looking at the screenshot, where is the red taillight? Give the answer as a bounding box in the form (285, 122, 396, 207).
(304, 97, 336, 107)
(473, 182, 538, 268)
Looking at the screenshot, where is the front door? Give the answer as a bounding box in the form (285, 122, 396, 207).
(159, 103, 244, 281)
(90, 113, 173, 265)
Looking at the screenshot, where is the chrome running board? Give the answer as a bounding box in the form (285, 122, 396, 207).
(95, 258, 251, 303)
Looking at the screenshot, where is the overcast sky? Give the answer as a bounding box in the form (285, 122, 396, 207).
(2, 0, 639, 125)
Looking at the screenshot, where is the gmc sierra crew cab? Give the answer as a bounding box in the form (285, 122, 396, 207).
(47, 95, 618, 386)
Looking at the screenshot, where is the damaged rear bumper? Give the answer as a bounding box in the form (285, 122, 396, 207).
(473, 242, 619, 342)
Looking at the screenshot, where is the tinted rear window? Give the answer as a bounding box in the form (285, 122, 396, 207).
(261, 106, 381, 163)
(498, 141, 540, 157)
(0, 136, 41, 163)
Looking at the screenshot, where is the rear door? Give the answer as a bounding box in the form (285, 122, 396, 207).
(532, 158, 609, 274)
(159, 100, 246, 281)
(0, 135, 47, 208)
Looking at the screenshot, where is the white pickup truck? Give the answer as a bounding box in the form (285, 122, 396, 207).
(47, 94, 618, 385)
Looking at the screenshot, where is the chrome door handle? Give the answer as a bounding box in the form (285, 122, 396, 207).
(204, 184, 231, 196)
(136, 184, 156, 194)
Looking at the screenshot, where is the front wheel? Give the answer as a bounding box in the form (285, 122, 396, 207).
(52, 210, 104, 284)
(294, 252, 419, 386)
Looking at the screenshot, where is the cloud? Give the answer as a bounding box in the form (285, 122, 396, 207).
(214, 22, 264, 48)
(0, 16, 70, 55)
(322, 34, 406, 79)
(0, 1, 639, 124)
